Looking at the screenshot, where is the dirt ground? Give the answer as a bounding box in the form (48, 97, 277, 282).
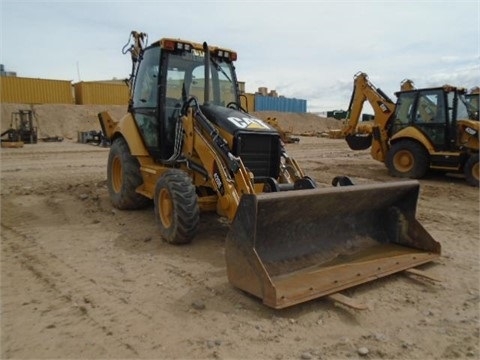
(1, 105, 479, 359)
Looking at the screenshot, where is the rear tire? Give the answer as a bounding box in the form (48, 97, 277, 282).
(386, 140, 429, 179)
(107, 137, 150, 210)
(154, 169, 200, 244)
(464, 154, 479, 187)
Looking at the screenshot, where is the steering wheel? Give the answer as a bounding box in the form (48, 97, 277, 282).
(226, 101, 247, 113)
(226, 101, 239, 109)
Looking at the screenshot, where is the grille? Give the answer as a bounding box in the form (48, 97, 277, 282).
(234, 133, 280, 179)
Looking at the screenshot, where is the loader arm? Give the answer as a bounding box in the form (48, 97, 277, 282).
(179, 96, 442, 309)
(181, 103, 256, 220)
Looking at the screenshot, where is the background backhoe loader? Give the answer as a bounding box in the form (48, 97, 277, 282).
(342, 72, 479, 186)
(98, 32, 441, 309)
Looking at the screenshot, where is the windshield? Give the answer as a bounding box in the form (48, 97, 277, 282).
(457, 93, 472, 120)
(393, 92, 416, 126)
(464, 93, 479, 120)
(166, 51, 238, 106)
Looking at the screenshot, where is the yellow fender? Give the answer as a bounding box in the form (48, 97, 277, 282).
(98, 111, 149, 156)
(457, 120, 479, 151)
(390, 126, 435, 154)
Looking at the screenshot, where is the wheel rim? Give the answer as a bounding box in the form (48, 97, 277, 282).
(393, 150, 414, 173)
(111, 155, 122, 193)
(159, 188, 173, 228)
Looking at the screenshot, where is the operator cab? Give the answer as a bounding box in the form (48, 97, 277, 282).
(130, 39, 240, 160)
(390, 87, 470, 151)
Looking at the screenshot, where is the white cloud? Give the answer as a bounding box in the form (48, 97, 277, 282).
(1, 0, 479, 112)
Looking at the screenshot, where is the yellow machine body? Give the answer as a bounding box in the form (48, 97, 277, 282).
(99, 33, 442, 309)
(342, 72, 479, 186)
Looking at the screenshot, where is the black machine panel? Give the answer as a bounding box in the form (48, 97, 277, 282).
(199, 104, 276, 135)
(234, 132, 281, 179)
(199, 103, 282, 179)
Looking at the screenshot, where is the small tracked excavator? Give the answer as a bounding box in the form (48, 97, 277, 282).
(99, 32, 441, 309)
(1, 109, 38, 147)
(342, 72, 479, 186)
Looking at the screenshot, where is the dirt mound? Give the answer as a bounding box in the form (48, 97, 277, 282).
(1, 103, 341, 140)
(252, 111, 341, 135)
(1, 103, 127, 140)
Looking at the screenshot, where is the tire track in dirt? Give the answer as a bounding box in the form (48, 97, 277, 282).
(1, 190, 272, 358)
(2, 138, 479, 359)
(1, 223, 146, 357)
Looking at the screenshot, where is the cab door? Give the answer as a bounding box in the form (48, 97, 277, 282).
(131, 45, 161, 157)
(131, 45, 183, 160)
(413, 89, 449, 150)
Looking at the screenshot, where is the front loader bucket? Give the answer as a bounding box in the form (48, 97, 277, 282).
(225, 180, 441, 309)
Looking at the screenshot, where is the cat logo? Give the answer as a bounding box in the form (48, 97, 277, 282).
(227, 116, 271, 130)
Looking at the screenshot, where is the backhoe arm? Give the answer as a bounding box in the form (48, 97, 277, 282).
(343, 72, 396, 136)
(122, 31, 148, 100)
(343, 72, 396, 161)
(342, 72, 368, 136)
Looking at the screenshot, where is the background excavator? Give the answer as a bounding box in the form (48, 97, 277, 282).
(98, 32, 441, 309)
(342, 72, 479, 186)
(1, 109, 38, 147)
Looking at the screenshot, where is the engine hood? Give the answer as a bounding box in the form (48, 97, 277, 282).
(199, 104, 277, 136)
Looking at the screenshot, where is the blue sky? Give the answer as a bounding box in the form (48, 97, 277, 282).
(1, 0, 479, 112)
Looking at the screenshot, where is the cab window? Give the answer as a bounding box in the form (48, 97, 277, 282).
(133, 47, 160, 108)
(415, 90, 445, 124)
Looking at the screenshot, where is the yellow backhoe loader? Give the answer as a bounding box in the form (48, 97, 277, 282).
(99, 32, 441, 309)
(343, 72, 479, 186)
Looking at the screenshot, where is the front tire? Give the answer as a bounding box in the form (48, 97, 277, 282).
(386, 140, 429, 179)
(107, 137, 150, 210)
(154, 169, 200, 244)
(464, 154, 479, 187)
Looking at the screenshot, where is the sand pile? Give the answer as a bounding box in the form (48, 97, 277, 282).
(251, 111, 342, 135)
(1, 103, 341, 140)
(1, 103, 127, 140)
